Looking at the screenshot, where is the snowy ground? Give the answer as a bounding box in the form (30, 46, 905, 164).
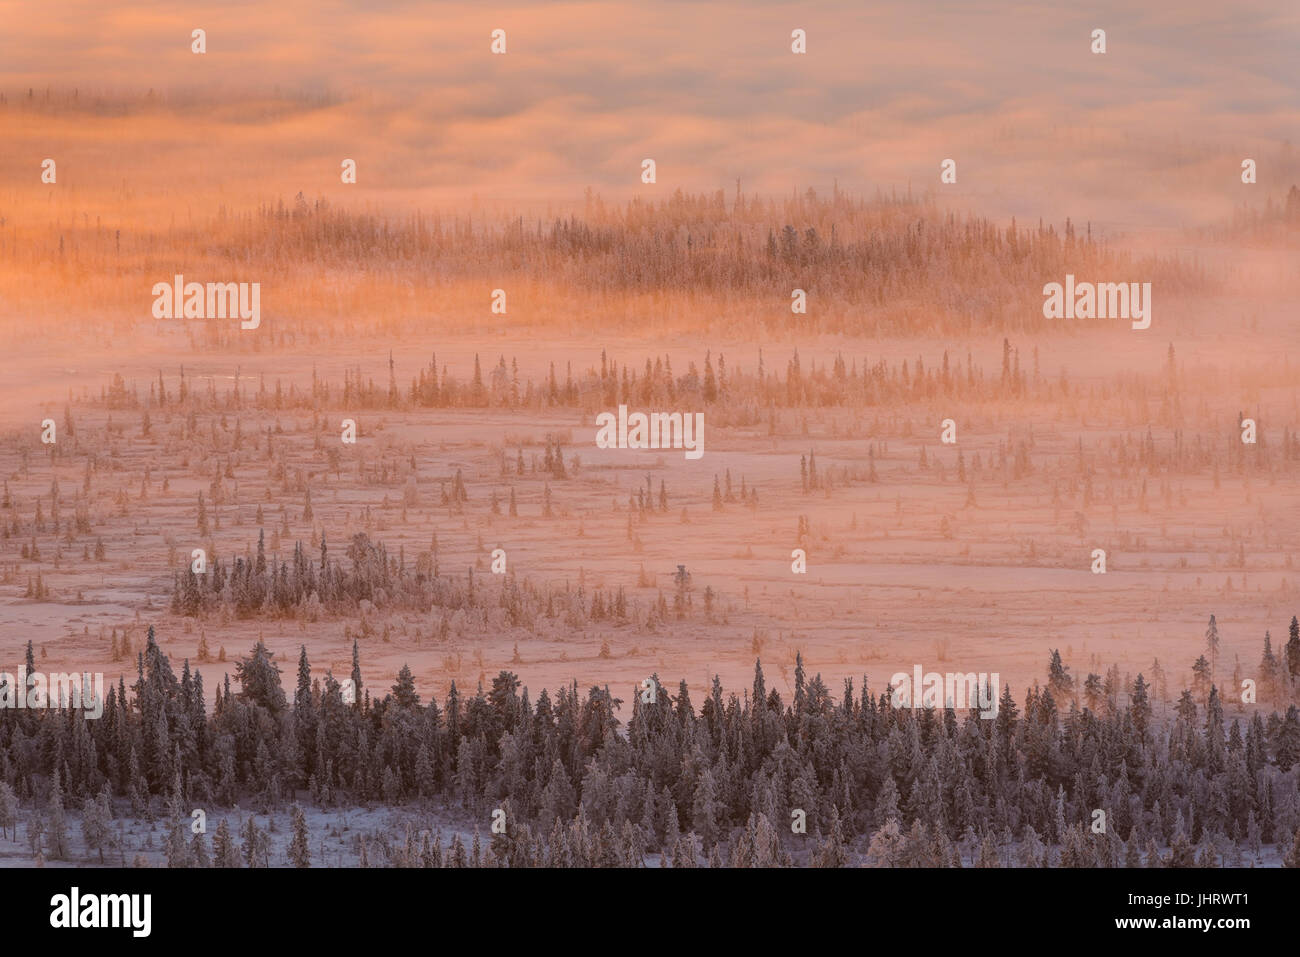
(0, 801, 1286, 868)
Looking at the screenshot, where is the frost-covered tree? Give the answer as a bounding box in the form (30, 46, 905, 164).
(288, 804, 311, 868)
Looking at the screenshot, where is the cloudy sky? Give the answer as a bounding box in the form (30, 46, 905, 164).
(1, 0, 1296, 231)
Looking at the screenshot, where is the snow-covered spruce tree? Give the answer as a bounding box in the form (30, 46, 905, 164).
(46, 769, 69, 861)
(288, 804, 310, 868)
(212, 819, 239, 868)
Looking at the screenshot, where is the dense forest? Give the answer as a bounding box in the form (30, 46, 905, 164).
(2, 618, 1300, 867)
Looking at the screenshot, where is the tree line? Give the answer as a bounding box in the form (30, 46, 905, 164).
(3, 618, 1300, 866)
